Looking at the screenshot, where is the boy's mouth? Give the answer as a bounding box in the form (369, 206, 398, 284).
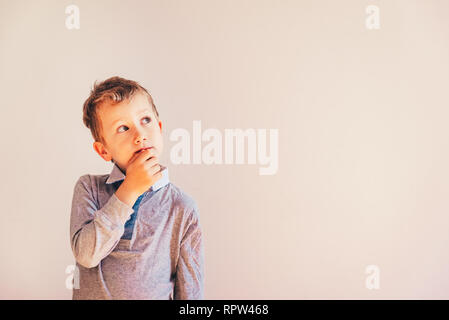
(135, 147, 152, 154)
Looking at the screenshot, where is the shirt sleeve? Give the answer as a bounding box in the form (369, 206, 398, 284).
(174, 206, 205, 300)
(69, 175, 134, 268)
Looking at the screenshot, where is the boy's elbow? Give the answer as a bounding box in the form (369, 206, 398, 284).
(76, 256, 100, 269)
(71, 240, 100, 269)
(73, 246, 101, 268)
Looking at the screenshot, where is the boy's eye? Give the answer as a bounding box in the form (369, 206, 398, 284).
(117, 125, 128, 133)
(116, 117, 150, 133)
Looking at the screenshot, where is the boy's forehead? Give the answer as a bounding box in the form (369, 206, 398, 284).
(98, 93, 155, 124)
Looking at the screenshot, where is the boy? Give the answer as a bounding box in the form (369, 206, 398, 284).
(70, 76, 204, 299)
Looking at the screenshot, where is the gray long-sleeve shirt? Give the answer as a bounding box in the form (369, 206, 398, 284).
(69, 163, 204, 299)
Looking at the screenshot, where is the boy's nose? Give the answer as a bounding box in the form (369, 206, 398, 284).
(134, 130, 147, 144)
(134, 135, 147, 144)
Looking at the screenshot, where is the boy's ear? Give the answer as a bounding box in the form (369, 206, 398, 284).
(93, 141, 112, 162)
(158, 120, 162, 133)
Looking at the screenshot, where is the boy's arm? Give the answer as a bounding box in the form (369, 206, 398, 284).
(70, 175, 134, 268)
(174, 206, 205, 300)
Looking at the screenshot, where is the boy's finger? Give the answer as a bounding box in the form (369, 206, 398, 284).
(143, 157, 159, 169)
(145, 162, 160, 172)
(136, 149, 156, 163)
(147, 165, 162, 177)
(127, 148, 152, 166)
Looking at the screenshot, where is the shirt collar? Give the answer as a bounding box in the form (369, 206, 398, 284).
(106, 162, 170, 192)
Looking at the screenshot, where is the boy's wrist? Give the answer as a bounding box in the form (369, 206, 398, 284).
(115, 180, 139, 207)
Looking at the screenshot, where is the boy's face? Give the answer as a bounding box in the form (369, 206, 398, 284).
(93, 92, 163, 173)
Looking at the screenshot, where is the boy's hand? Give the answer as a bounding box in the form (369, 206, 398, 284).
(115, 148, 162, 206)
(126, 148, 162, 192)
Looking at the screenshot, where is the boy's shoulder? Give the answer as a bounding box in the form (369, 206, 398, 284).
(75, 172, 110, 192)
(76, 172, 107, 183)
